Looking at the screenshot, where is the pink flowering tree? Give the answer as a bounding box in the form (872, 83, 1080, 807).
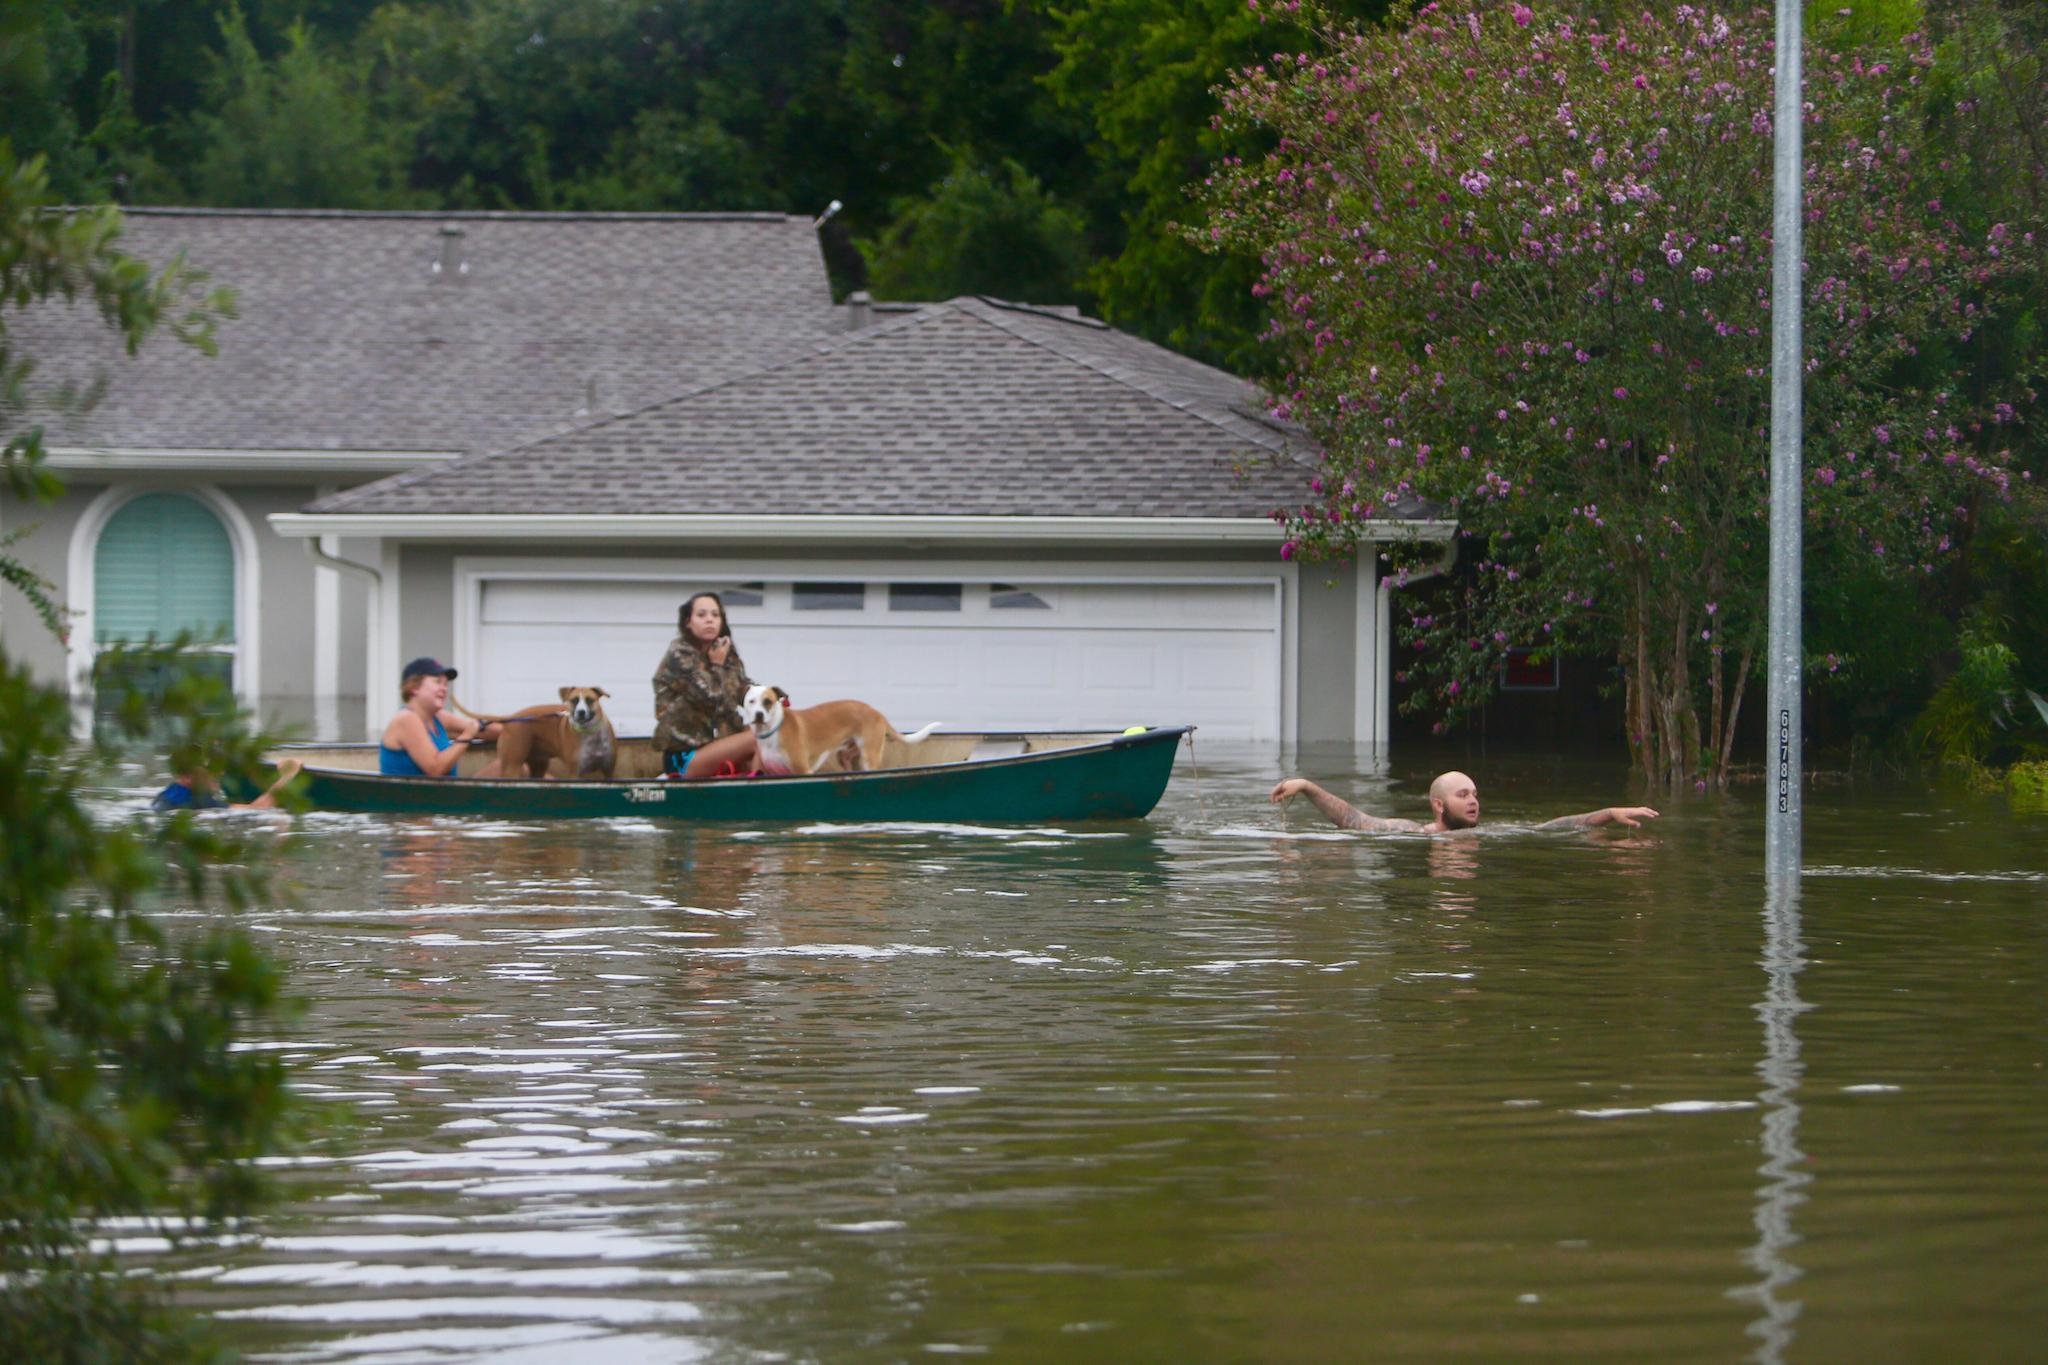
(1204, 1, 2027, 787)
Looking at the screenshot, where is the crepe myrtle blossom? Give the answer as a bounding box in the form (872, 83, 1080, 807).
(1203, 0, 2024, 789)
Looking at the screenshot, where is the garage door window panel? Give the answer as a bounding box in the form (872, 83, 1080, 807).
(889, 583, 961, 612)
(793, 582, 866, 610)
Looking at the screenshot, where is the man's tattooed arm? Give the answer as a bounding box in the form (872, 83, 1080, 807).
(1270, 778, 1423, 832)
(1533, 805, 1660, 831)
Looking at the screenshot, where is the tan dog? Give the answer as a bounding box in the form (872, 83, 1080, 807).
(740, 684, 940, 775)
(472, 687, 617, 780)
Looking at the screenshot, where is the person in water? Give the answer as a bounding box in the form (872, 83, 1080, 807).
(1269, 770, 1658, 833)
(381, 657, 500, 777)
(153, 757, 304, 812)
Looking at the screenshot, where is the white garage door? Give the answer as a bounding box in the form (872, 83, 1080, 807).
(469, 577, 1282, 741)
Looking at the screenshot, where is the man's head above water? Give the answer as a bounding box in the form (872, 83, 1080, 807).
(1426, 771, 1481, 831)
(1268, 771, 1656, 836)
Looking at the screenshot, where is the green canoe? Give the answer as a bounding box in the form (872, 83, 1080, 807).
(260, 726, 1189, 822)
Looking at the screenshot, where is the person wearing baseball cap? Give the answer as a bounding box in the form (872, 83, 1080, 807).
(381, 657, 500, 777)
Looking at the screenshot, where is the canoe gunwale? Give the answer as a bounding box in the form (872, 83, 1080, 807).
(263, 726, 1192, 822)
(270, 726, 1190, 790)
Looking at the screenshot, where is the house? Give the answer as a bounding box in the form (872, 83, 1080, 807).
(3, 208, 1449, 746)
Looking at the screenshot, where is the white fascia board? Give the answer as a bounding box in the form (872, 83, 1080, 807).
(268, 512, 1457, 546)
(270, 513, 1282, 545)
(46, 447, 463, 475)
(1356, 520, 1460, 544)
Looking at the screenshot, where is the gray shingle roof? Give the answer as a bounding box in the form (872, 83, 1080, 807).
(16, 208, 839, 453)
(308, 296, 1322, 519)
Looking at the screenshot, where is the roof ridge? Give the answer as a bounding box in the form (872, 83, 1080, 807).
(969, 295, 1109, 330)
(95, 207, 808, 223)
(945, 298, 1287, 452)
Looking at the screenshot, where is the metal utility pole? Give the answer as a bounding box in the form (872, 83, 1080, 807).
(1765, 0, 1805, 892)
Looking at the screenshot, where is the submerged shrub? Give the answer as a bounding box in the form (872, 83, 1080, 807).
(1914, 618, 2042, 765)
(2008, 759, 2048, 804)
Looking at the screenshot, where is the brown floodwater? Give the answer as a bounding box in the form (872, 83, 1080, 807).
(111, 745, 2047, 1362)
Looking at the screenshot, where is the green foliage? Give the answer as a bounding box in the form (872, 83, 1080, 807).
(1914, 617, 2043, 765)
(0, 0, 101, 199)
(2009, 757, 2048, 804)
(0, 642, 302, 1357)
(1045, 0, 1391, 371)
(2, 135, 293, 1355)
(861, 151, 1090, 304)
(183, 5, 420, 209)
(1807, 0, 1925, 46)
(1204, 1, 2034, 784)
(555, 109, 769, 213)
(841, 0, 1084, 204)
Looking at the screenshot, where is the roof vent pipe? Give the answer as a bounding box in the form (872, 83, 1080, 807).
(847, 290, 872, 331)
(432, 224, 467, 281)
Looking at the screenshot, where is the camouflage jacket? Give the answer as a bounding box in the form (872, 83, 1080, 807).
(651, 637, 752, 753)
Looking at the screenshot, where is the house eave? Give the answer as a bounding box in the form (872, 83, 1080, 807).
(268, 512, 1460, 546)
(46, 447, 464, 476)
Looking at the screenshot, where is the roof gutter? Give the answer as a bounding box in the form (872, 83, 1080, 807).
(48, 447, 462, 475)
(269, 512, 1459, 547)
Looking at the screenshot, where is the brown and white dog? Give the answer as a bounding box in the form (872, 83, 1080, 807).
(740, 684, 940, 775)
(477, 686, 617, 780)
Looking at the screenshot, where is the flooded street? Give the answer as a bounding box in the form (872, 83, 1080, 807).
(123, 746, 2047, 1362)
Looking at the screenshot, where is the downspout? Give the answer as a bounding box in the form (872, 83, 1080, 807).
(303, 535, 381, 590)
(304, 538, 383, 731)
(1376, 539, 1459, 746)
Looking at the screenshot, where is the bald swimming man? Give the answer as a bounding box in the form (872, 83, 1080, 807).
(1269, 770, 1657, 834)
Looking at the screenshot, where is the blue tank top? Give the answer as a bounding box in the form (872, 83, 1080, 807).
(380, 716, 454, 776)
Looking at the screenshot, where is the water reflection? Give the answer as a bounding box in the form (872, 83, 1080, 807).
(1735, 881, 1812, 1362)
(1426, 835, 1480, 881)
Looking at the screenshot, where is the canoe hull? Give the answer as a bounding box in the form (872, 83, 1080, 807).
(270, 727, 1188, 823)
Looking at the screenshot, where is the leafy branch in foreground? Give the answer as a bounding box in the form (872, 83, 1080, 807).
(1, 642, 305, 1358)
(3, 142, 281, 1358)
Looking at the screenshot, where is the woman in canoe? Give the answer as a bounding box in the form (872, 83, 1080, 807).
(381, 657, 500, 777)
(652, 593, 762, 781)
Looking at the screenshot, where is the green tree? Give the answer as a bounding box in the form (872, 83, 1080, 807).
(1046, 0, 1389, 370)
(557, 108, 770, 212)
(861, 151, 1090, 303)
(1206, 2, 2030, 787)
(839, 0, 1083, 220)
(0, 0, 104, 199)
(182, 5, 420, 208)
